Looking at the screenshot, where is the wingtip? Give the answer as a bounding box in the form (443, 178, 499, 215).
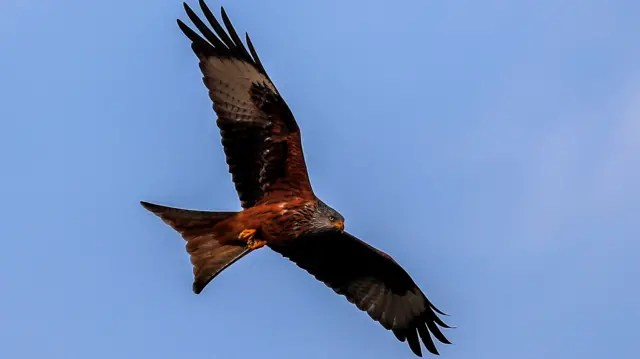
(176, 18, 188, 30)
(198, 0, 212, 15)
(431, 304, 449, 316)
(435, 314, 455, 329)
(220, 6, 230, 22)
(437, 322, 455, 330)
(192, 282, 203, 294)
(440, 338, 453, 345)
(140, 201, 160, 214)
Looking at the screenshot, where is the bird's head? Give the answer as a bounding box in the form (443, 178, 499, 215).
(310, 200, 345, 233)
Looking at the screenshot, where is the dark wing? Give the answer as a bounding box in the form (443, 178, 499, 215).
(269, 231, 452, 357)
(177, 1, 313, 208)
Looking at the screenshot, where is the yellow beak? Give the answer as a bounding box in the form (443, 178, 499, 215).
(333, 220, 344, 232)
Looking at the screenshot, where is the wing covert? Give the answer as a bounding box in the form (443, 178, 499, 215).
(178, 1, 314, 208)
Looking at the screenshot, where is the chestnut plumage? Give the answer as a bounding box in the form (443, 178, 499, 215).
(141, 1, 452, 356)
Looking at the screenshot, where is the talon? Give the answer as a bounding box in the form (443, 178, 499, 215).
(239, 229, 256, 241)
(247, 239, 267, 250)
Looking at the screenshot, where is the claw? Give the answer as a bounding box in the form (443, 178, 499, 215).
(238, 229, 256, 241)
(239, 229, 266, 249)
(247, 239, 267, 250)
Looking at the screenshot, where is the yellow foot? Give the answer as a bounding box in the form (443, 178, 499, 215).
(238, 229, 256, 241)
(247, 239, 267, 250)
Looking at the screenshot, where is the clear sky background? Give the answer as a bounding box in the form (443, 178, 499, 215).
(1, 0, 638, 358)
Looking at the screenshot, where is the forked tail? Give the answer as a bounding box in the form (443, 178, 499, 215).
(140, 201, 252, 294)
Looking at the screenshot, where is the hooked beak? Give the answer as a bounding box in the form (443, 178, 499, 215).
(333, 220, 344, 232)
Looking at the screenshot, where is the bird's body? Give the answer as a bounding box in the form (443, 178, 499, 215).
(211, 197, 322, 247)
(141, 1, 452, 356)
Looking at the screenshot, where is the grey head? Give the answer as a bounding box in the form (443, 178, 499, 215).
(308, 199, 345, 234)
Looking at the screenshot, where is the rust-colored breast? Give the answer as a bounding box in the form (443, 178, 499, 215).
(215, 198, 316, 246)
(262, 198, 316, 245)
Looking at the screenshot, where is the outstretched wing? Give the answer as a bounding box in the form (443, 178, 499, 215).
(178, 1, 314, 208)
(270, 231, 452, 357)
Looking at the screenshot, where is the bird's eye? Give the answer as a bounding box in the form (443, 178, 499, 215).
(328, 215, 335, 222)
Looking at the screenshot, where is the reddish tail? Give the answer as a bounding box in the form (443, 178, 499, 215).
(140, 201, 252, 294)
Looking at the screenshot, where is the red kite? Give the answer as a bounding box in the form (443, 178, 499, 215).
(141, 1, 452, 356)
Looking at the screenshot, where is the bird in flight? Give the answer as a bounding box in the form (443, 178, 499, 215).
(141, 1, 452, 356)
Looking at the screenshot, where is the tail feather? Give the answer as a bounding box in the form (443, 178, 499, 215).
(140, 201, 235, 238)
(140, 201, 251, 294)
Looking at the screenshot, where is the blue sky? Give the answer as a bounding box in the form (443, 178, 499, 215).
(1, 0, 638, 358)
